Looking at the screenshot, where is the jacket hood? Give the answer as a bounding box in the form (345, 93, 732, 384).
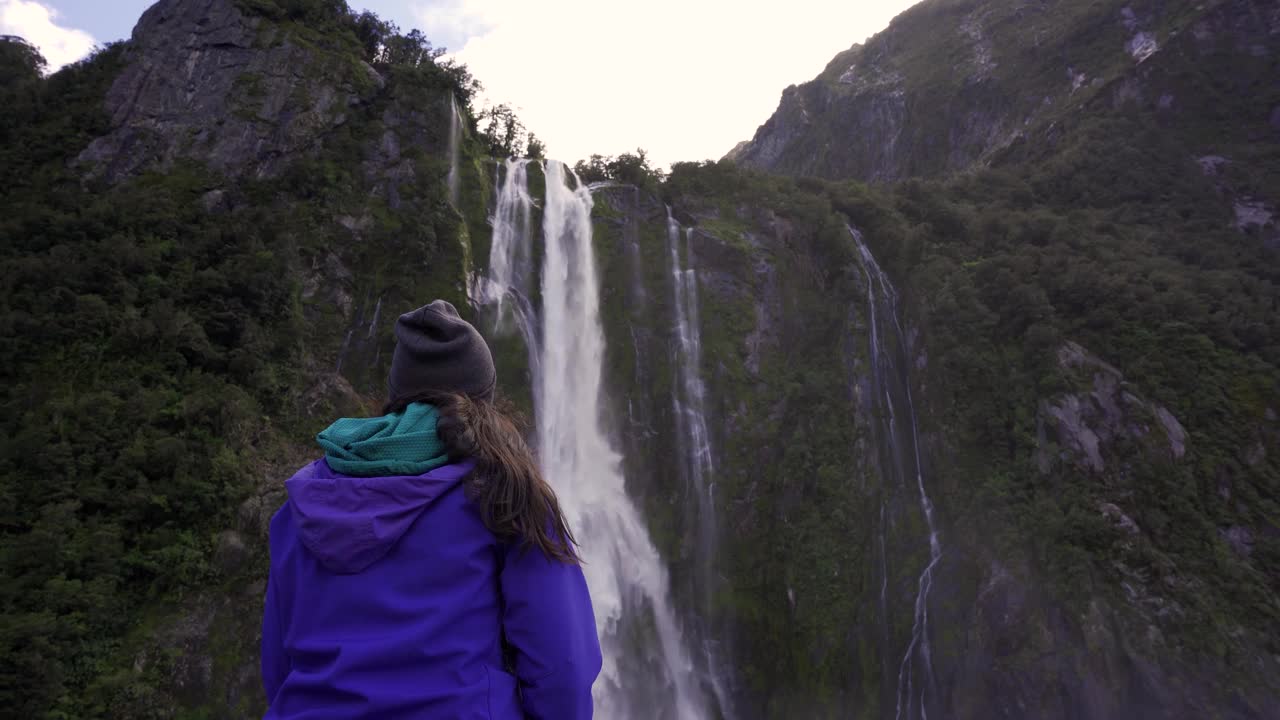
(284, 458, 476, 573)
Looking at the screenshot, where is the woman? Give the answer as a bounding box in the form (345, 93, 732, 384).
(261, 300, 602, 719)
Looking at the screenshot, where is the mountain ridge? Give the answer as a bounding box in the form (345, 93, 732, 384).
(728, 0, 1278, 215)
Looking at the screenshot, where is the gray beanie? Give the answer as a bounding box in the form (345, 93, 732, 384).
(387, 300, 496, 401)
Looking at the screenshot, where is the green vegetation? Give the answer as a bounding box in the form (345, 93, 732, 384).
(0, 44, 293, 717)
(0, 1, 494, 712)
(575, 149, 666, 188)
(236, 0, 480, 107)
(590, 145, 1277, 712)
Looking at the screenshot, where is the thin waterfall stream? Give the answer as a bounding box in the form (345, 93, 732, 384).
(446, 94, 462, 207)
(666, 210, 733, 717)
(667, 210, 716, 604)
(481, 159, 711, 719)
(849, 226, 944, 720)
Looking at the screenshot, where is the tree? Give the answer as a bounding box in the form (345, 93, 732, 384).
(479, 103, 527, 158)
(573, 154, 609, 183)
(351, 11, 393, 63)
(0, 35, 46, 75)
(526, 133, 546, 160)
(0, 36, 46, 141)
(380, 28, 444, 68)
(571, 148, 664, 187)
(438, 57, 481, 108)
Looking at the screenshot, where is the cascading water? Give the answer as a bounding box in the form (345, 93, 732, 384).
(849, 226, 944, 720)
(483, 158, 710, 720)
(666, 210, 732, 717)
(667, 211, 716, 596)
(446, 94, 462, 206)
(480, 159, 541, 372)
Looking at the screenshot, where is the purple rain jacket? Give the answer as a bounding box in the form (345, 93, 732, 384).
(261, 458, 602, 719)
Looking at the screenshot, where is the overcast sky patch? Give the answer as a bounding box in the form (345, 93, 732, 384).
(1, 0, 96, 71)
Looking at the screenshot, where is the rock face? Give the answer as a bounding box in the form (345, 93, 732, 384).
(1044, 341, 1188, 472)
(78, 0, 382, 181)
(726, 0, 1075, 181)
(727, 0, 1280, 190)
(586, 182, 888, 716)
(588, 180, 1280, 719)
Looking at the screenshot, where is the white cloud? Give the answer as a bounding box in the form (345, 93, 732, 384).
(432, 0, 922, 169)
(410, 0, 493, 53)
(0, 0, 96, 72)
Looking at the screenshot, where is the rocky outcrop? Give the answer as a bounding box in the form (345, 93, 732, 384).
(1042, 341, 1188, 473)
(588, 169, 1280, 717)
(727, 0, 1279, 193)
(78, 0, 383, 181)
(726, 0, 1056, 181)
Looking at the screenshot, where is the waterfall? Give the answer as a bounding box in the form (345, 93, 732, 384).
(667, 211, 716, 592)
(849, 226, 943, 720)
(447, 94, 462, 206)
(484, 159, 710, 720)
(666, 211, 733, 717)
(366, 295, 382, 339)
(480, 159, 540, 365)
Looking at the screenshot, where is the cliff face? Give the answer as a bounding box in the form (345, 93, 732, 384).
(584, 169, 1279, 718)
(728, 0, 1279, 207)
(78, 0, 380, 181)
(715, 12, 1280, 712)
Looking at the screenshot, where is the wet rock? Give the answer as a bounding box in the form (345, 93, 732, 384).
(1234, 199, 1274, 230)
(1154, 407, 1187, 459)
(236, 495, 270, 538)
(1100, 503, 1141, 535)
(1044, 342, 1189, 470)
(1220, 525, 1255, 558)
(323, 252, 354, 282)
(301, 253, 355, 317)
(78, 0, 381, 182)
(214, 530, 249, 574)
(1036, 410, 1053, 474)
(733, 84, 813, 171)
(1046, 395, 1105, 472)
(336, 214, 373, 234)
(960, 10, 996, 80)
(1244, 442, 1266, 466)
(1068, 67, 1088, 92)
(1127, 32, 1159, 62)
(200, 188, 228, 213)
(1197, 155, 1229, 176)
(298, 371, 366, 419)
(1121, 6, 1140, 31)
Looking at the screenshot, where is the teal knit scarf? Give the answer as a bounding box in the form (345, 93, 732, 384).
(316, 402, 451, 477)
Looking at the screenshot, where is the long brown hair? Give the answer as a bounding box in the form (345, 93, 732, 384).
(383, 390, 579, 563)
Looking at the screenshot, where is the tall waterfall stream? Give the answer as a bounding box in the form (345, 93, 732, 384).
(480, 160, 712, 719)
(850, 226, 944, 720)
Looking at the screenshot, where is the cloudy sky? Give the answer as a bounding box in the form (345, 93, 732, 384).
(1, 0, 921, 167)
